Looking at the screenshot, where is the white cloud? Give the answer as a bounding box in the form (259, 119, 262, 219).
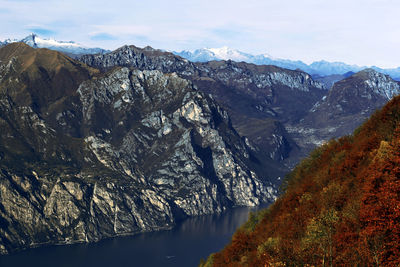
(89, 25, 151, 37)
(1, 0, 400, 68)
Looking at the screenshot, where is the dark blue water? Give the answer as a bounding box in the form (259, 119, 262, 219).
(0, 205, 268, 267)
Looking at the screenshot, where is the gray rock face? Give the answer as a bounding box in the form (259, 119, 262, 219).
(195, 61, 324, 91)
(360, 69, 400, 100)
(0, 44, 276, 254)
(82, 46, 400, 169)
(0, 170, 175, 255)
(79, 45, 197, 75)
(79, 46, 326, 169)
(79, 46, 325, 95)
(77, 67, 275, 206)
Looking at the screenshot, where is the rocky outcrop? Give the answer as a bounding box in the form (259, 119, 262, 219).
(0, 43, 276, 255)
(0, 170, 175, 255)
(79, 45, 197, 75)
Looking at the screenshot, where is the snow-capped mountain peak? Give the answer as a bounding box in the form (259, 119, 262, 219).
(174, 47, 313, 73)
(174, 46, 255, 63)
(3, 35, 400, 79)
(173, 47, 400, 79)
(22, 33, 81, 48)
(262, 53, 273, 58)
(1, 33, 108, 56)
(205, 46, 250, 61)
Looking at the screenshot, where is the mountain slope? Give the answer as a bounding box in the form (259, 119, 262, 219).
(0, 43, 275, 255)
(80, 45, 400, 173)
(79, 45, 326, 170)
(288, 69, 400, 160)
(201, 94, 400, 266)
(192, 61, 326, 167)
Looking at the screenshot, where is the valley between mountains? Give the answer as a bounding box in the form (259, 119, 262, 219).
(0, 40, 399, 257)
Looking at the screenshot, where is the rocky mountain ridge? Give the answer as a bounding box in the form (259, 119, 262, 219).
(79, 45, 328, 169)
(0, 43, 275, 255)
(79, 45, 400, 168)
(3, 35, 400, 78)
(287, 68, 400, 160)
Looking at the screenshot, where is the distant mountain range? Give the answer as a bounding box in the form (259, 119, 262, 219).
(0, 33, 108, 56)
(78, 44, 400, 168)
(2, 34, 400, 79)
(174, 47, 400, 79)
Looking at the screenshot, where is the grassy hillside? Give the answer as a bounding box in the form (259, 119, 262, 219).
(201, 96, 400, 266)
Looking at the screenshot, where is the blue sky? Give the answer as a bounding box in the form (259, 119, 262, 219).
(1, 0, 400, 68)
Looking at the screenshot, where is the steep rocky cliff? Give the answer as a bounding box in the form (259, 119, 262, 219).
(0, 43, 275, 254)
(79, 45, 326, 169)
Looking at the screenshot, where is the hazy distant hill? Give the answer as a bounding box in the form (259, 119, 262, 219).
(174, 47, 400, 78)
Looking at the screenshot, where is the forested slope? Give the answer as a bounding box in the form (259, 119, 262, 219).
(201, 95, 400, 266)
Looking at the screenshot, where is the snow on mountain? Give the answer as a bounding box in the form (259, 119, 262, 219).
(2, 35, 400, 79)
(309, 60, 364, 75)
(1, 34, 108, 55)
(174, 47, 313, 73)
(0, 39, 10, 47)
(206, 46, 251, 61)
(174, 47, 250, 62)
(174, 47, 400, 79)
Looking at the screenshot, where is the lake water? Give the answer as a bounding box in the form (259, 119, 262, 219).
(0, 205, 268, 267)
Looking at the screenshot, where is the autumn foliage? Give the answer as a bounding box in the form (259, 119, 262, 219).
(201, 96, 400, 266)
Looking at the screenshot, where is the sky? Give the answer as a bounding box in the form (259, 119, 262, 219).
(1, 0, 400, 68)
